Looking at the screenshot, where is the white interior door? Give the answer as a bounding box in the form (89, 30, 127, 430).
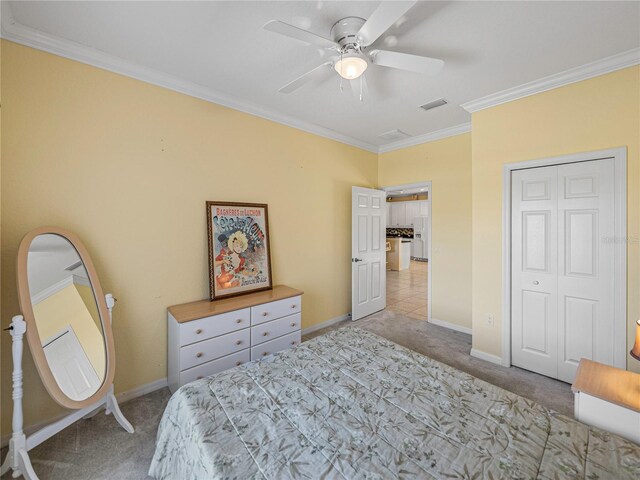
(557, 159, 615, 382)
(43, 326, 102, 401)
(511, 159, 616, 383)
(352, 186, 386, 320)
(511, 165, 559, 378)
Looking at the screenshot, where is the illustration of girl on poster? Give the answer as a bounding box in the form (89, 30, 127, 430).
(207, 202, 272, 299)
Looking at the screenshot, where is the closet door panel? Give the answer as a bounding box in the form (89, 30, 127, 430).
(557, 159, 615, 383)
(511, 165, 559, 378)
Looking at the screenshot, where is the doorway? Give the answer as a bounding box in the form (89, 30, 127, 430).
(383, 181, 432, 322)
(503, 148, 627, 381)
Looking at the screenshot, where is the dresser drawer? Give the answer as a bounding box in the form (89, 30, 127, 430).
(180, 328, 250, 370)
(251, 313, 301, 346)
(180, 349, 250, 386)
(179, 308, 250, 346)
(251, 296, 302, 325)
(251, 330, 301, 361)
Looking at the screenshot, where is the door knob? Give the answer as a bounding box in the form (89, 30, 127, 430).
(533, 280, 539, 285)
(352, 258, 363, 262)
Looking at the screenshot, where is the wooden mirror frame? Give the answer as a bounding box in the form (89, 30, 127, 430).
(16, 226, 116, 410)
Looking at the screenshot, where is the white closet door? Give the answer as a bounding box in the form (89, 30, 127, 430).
(511, 165, 559, 378)
(512, 159, 616, 383)
(557, 159, 615, 382)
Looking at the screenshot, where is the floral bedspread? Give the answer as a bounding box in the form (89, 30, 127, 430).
(149, 327, 640, 479)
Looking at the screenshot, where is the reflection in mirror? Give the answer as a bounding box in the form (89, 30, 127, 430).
(27, 234, 106, 401)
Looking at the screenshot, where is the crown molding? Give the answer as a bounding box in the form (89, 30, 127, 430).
(377, 123, 471, 154)
(0, 3, 380, 153)
(31, 274, 91, 305)
(461, 47, 640, 113)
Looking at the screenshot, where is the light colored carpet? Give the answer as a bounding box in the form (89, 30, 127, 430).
(1, 310, 572, 479)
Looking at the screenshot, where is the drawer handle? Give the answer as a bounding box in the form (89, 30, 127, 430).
(290, 322, 296, 327)
(195, 329, 203, 334)
(196, 376, 203, 380)
(262, 312, 269, 317)
(236, 318, 243, 324)
(262, 332, 269, 337)
(291, 341, 296, 346)
(236, 340, 243, 345)
(291, 304, 297, 309)
(262, 352, 268, 356)
(236, 361, 242, 366)
(196, 352, 203, 358)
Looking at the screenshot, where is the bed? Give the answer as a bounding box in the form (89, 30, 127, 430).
(149, 327, 640, 479)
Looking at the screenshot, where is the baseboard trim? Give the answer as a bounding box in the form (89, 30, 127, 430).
(1, 377, 168, 448)
(428, 318, 472, 335)
(470, 348, 503, 365)
(115, 377, 168, 404)
(302, 313, 351, 336)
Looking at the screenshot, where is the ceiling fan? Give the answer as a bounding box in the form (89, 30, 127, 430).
(264, 1, 444, 95)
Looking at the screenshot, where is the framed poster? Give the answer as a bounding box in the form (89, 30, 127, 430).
(206, 201, 272, 300)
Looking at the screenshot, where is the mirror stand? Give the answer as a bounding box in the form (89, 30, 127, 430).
(1, 294, 134, 480)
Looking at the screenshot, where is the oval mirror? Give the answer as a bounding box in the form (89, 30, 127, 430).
(17, 227, 115, 409)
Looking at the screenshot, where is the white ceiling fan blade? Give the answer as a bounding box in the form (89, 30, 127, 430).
(357, 1, 417, 47)
(279, 61, 334, 94)
(370, 50, 444, 74)
(264, 20, 337, 49)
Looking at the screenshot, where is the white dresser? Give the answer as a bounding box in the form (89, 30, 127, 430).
(167, 285, 303, 393)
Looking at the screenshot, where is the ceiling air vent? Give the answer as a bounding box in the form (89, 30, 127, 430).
(420, 98, 448, 111)
(377, 129, 411, 141)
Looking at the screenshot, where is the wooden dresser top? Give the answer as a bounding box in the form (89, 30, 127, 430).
(572, 359, 640, 413)
(168, 285, 304, 323)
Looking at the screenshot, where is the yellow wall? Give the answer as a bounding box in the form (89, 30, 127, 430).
(33, 284, 106, 378)
(471, 66, 640, 372)
(378, 133, 472, 329)
(76, 283, 101, 330)
(0, 41, 377, 433)
(2, 37, 638, 437)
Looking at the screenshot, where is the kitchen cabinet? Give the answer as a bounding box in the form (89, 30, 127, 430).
(389, 202, 406, 226)
(387, 200, 429, 227)
(405, 202, 419, 224)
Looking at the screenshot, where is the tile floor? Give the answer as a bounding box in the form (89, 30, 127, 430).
(386, 259, 428, 320)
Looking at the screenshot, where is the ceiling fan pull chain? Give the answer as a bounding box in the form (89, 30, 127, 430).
(359, 74, 364, 102)
(339, 52, 344, 92)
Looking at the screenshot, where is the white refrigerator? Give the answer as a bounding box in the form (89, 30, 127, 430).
(412, 216, 429, 260)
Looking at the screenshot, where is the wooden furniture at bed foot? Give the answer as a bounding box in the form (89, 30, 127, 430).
(571, 358, 640, 444)
(167, 285, 303, 393)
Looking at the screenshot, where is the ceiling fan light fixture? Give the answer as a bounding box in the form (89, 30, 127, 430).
(334, 55, 367, 80)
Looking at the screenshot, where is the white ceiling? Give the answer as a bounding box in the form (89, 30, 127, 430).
(4, 1, 640, 151)
(28, 234, 90, 296)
